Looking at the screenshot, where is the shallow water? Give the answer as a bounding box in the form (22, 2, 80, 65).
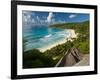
(23, 25, 70, 52)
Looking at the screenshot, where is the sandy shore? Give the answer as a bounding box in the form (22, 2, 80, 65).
(39, 29, 77, 52)
(67, 29, 77, 38)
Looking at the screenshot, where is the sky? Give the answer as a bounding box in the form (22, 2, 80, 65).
(22, 11, 89, 25)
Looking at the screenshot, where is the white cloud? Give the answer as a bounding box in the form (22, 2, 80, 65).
(23, 15, 27, 22)
(69, 14, 76, 18)
(23, 11, 55, 25)
(36, 16, 40, 21)
(40, 20, 45, 23)
(22, 11, 35, 23)
(23, 14, 31, 22)
(31, 19, 35, 23)
(47, 12, 53, 23)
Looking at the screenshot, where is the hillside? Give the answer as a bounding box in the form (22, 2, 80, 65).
(23, 21, 90, 68)
(49, 21, 89, 53)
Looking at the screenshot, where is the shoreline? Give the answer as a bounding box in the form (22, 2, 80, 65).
(39, 29, 77, 52)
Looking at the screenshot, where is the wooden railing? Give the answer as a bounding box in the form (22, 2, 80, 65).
(55, 48, 83, 67)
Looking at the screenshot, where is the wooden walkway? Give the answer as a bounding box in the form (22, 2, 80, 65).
(74, 54, 89, 66)
(55, 48, 83, 67)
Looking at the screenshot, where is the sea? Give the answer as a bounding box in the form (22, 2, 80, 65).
(23, 25, 70, 52)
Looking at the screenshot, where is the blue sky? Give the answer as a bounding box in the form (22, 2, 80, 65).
(22, 11, 89, 25)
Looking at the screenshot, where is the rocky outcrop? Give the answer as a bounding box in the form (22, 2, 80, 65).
(55, 48, 84, 67)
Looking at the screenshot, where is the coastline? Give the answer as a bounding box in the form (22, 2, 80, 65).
(39, 29, 77, 52)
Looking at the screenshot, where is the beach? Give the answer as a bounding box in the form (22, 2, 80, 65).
(39, 29, 77, 52)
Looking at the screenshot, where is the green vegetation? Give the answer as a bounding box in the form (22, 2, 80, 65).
(23, 41, 73, 68)
(50, 21, 89, 54)
(23, 49, 55, 68)
(23, 21, 89, 68)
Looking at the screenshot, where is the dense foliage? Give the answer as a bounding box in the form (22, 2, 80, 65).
(50, 21, 89, 54)
(23, 49, 55, 68)
(23, 21, 89, 68)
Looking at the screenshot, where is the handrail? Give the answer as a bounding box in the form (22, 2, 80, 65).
(55, 49, 70, 67)
(55, 48, 83, 67)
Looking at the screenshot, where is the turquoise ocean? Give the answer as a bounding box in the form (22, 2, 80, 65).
(23, 25, 70, 52)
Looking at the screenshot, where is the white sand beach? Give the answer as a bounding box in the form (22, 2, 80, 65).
(66, 29, 78, 41)
(39, 29, 77, 52)
(67, 29, 77, 38)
